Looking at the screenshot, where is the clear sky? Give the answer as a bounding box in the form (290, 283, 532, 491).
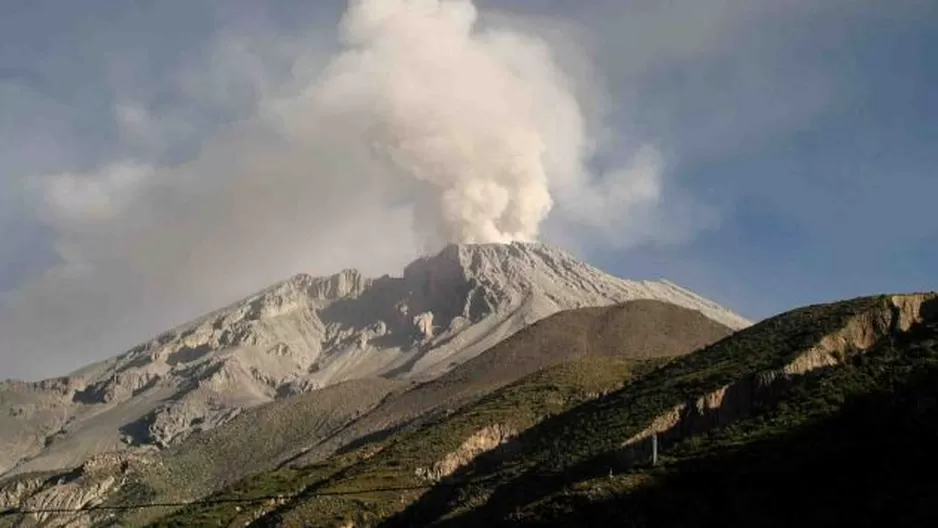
(1, 0, 935, 380)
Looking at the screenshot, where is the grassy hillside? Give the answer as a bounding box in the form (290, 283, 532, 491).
(13, 378, 410, 525)
(284, 300, 733, 469)
(15, 294, 932, 527)
(149, 294, 938, 527)
(144, 300, 731, 526)
(150, 356, 648, 527)
(491, 309, 938, 527)
(387, 294, 938, 526)
(0, 300, 726, 527)
(151, 377, 406, 489)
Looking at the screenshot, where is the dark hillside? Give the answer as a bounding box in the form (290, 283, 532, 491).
(387, 294, 938, 527)
(505, 315, 938, 527)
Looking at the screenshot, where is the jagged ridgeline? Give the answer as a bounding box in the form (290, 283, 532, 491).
(0, 242, 747, 525)
(149, 293, 936, 527)
(0, 243, 748, 480)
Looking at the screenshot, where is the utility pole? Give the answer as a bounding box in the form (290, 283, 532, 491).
(652, 433, 658, 466)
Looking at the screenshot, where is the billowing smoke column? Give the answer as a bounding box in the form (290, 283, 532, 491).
(314, 0, 581, 249)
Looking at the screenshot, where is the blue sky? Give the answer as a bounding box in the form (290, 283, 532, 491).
(591, 0, 938, 316)
(0, 0, 935, 380)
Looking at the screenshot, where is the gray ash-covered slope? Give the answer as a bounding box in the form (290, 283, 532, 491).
(0, 300, 733, 528)
(0, 242, 749, 478)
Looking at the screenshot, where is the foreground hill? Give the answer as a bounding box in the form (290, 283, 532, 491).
(153, 357, 641, 527)
(0, 300, 733, 526)
(124, 291, 938, 528)
(504, 315, 938, 527)
(388, 293, 938, 527)
(0, 243, 748, 479)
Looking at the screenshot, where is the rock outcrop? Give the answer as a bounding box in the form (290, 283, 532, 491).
(415, 424, 518, 482)
(0, 451, 153, 528)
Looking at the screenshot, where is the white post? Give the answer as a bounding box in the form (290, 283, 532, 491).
(652, 433, 658, 466)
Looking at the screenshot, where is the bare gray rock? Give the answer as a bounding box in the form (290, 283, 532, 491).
(0, 242, 749, 478)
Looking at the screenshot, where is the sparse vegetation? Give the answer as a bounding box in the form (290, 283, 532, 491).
(150, 356, 646, 527)
(100, 378, 405, 526)
(147, 294, 938, 527)
(503, 317, 938, 527)
(12, 293, 935, 527)
(387, 295, 938, 527)
(4, 299, 729, 527)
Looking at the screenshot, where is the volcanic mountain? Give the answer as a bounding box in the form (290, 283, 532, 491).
(149, 293, 937, 528)
(0, 242, 749, 478)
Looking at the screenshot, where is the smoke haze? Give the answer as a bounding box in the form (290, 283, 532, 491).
(0, 0, 692, 380)
(306, 0, 661, 250)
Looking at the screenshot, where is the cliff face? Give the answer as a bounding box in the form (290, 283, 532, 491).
(619, 294, 938, 461)
(0, 452, 152, 528)
(0, 242, 748, 479)
(415, 424, 519, 482)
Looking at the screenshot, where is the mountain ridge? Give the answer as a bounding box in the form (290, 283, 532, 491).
(383, 292, 937, 527)
(0, 242, 749, 479)
(0, 298, 734, 527)
(134, 292, 936, 527)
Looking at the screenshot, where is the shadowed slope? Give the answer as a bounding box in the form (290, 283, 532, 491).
(479, 305, 938, 527)
(386, 293, 937, 527)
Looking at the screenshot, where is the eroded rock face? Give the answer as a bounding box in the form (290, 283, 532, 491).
(1, 242, 749, 478)
(0, 451, 153, 528)
(415, 424, 518, 482)
(619, 293, 938, 462)
(413, 312, 435, 340)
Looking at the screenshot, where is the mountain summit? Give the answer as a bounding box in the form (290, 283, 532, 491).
(0, 242, 748, 477)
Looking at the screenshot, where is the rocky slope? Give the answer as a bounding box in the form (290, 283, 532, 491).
(284, 299, 734, 470)
(0, 242, 748, 479)
(141, 292, 937, 528)
(8, 284, 932, 527)
(0, 300, 734, 527)
(0, 378, 407, 528)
